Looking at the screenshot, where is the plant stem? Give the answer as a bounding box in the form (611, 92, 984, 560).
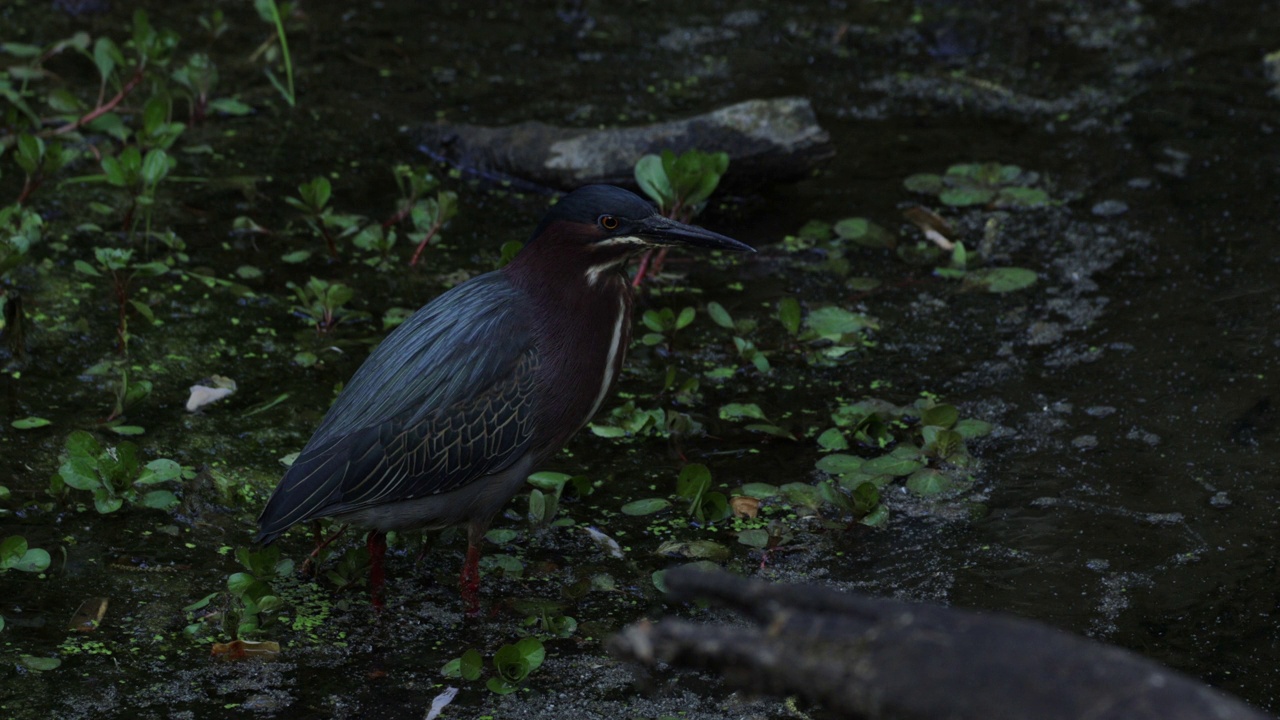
(408, 216, 445, 267)
(49, 63, 147, 138)
(266, 1, 296, 107)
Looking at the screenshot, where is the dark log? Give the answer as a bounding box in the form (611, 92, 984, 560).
(417, 97, 834, 192)
(608, 567, 1272, 720)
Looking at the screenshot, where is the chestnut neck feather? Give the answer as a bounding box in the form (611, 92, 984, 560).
(501, 220, 637, 452)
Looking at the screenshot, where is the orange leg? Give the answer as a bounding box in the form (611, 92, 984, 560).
(367, 530, 387, 612)
(459, 543, 482, 617)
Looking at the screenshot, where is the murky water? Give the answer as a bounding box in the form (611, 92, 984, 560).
(1, 1, 1277, 718)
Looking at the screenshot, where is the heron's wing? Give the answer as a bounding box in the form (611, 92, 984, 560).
(256, 272, 538, 541)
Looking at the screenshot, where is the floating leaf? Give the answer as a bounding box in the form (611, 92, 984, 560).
(740, 482, 778, 498)
(208, 98, 253, 116)
(860, 455, 923, 477)
(861, 504, 890, 527)
(906, 468, 952, 496)
(777, 297, 801, 335)
(996, 186, 1049, 208)
(737, 528, 769, 548)
(621, 498, 671, 516)
(19, 656, 61, 672)
(806, 306, 875, 341)
(706, 301, 735, 330)
(815, 453, 864, 475)
(833, 217, 894, 248)
(964, 267, 1037, 293)
(816, 428, 848, 451)
(11, 417, 51, 429)
(939, 187, 995, 207)
(920, 404, 959, 429)
(656, 539, 731, 561)
(141, 489, 179, 509)
(107, 425, 145, 435)
(719, 403, 767, 421)
(954, 418, 994, 439)
(903, 173, 944, 194)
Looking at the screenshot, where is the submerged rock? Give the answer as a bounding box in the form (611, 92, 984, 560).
(417, 97, 834, 192)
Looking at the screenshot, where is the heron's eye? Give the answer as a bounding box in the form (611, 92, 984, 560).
(598, 214, 619, 230)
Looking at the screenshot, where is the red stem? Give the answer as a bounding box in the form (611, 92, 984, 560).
(49, 62, 147, 138)
(408, 217, 444, 267)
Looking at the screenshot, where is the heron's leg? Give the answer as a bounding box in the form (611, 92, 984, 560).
(367, 530, 387, 612)
(459, 543, 482, 617)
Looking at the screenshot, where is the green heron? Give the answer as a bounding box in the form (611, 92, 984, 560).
(256, 184, 752, 612)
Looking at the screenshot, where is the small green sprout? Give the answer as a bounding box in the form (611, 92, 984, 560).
(54, 430, 191, 513)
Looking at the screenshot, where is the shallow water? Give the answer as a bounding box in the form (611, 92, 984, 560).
(1, 1, 1277, 718)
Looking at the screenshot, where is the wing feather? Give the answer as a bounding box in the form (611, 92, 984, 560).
(256, 273, 539, 541)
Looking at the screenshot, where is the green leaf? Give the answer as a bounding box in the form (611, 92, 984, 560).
(515, 636, 546, 670)
(19, 655, 61, 672)
(777, 297, 801, 335)
(744, 423, 794, 439)
(964, 267, 1037, 293)
(860, 455, 923, 477)
(939, 187, 995, 207)
(805, 306, 875, 341)
(527, 471, 571, 492)
(108, 425, 145, 436)
(718, 403, 766, 421)
(73, 259, 102, 277)
(486, 677, 518, 695)
(634, 154, 673, 207)
(737, 528, 770, 548)
(675, 306, 696, 330)
(903, 173, 944, 194)
(141, 489, 178, 509)
(137, 459, 183, 485)
(860, 503, 890, 527)
(11, 417, 51, 429)
(588, 424, 627, 438)
(657, 539, 731, 561)
(995, 186, 1049, 208)
(954, 418, 994, 439)
(926, 428, 965, 459)
(183, 592, 218, 612)
(227, 571, 256, 596)
(920, 404, 959, 429)
(850, 481, 880, 514)
(280, 250, 311, 264)
(94, 495, 124, 514)
(906, 468, 952, 496)
(816, 428, 848, 451)
(485, 528, 519, 545)
(492, 642, 532, 683)
(208, 97, 253, 115)
(815, 453, 864, 475)
(779, 482, 822, 510)
(675, 464, 712, 501)
(1, 536, 28, 568)
(59, 458, 100, 490)
(460, 648, 483, 680)
(14, 547, 50, 573)
(65, 430, 102, 460)
(621, 498, 671, 516)
(740, 482, 778, 498)
(833, 217, 894, 248)
(705, 301, 734, 329)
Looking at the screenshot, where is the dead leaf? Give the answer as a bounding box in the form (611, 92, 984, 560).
(68, 597, 109, 632)
(730, 496, 760, 519)
(904, 206, 957, 250)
